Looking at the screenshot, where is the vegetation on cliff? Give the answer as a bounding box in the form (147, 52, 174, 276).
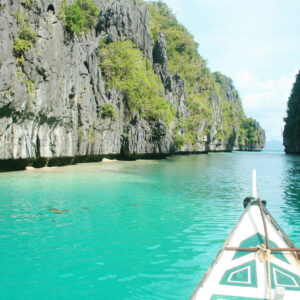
(12, 11, 38, 57)
(0, 0, 265, 171)
(59, 0, 263, 149)
(101, 103, 118, 120)
(148, 1, 263, 148)
(239, 118, 261, 147)
(99, 40, 174, 125)
(148, 1, 212, 145)
(62, 0, 99, 36)
(283, 71, 300, 153)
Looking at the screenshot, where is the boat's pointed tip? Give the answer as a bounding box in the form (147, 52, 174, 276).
(243, 196, 255, 208)
(243, 196, 267, 208)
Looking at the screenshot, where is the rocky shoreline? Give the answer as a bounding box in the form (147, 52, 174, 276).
(0, 148, 270, 172)
(0, 0, 265, 172)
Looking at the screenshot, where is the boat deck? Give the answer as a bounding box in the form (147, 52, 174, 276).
(191, 203, 300, 300)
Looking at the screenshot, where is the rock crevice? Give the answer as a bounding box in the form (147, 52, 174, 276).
(0, 0, 265, 171)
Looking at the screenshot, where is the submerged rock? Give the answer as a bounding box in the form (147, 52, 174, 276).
(48, 207, 70, 214)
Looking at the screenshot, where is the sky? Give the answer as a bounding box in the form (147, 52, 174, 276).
(148, 0, 300, 141)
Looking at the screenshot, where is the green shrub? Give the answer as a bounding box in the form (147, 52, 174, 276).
(239, 118, 260, 145)
(13, 38, 33, 57)
(99, 40, 174, 125)
(187, 94, 212, 118)
(238, 136, 245, 147)
(101, 103, 117, 119)
(184, 131, 198, 146)
(18, 26, 38, 43)
(173, 133, 184, 148)
(12, 11, 38, 57)
(12, 11, 26, 25)
(64, 0, 99, 36)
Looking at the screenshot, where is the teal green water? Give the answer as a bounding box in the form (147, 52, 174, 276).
(0, 152, 300, 299)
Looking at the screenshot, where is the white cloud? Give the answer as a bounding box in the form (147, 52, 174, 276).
(234, 70, 298, 140)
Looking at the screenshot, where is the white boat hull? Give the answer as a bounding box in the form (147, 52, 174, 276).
(191, 202, 300, 300)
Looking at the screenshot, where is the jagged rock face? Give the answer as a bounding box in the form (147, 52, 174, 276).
(210, 73, 265, 152)
(153, 33, 168, 67)
(283, 70, 300, 154)
(0, 0, 264, 171)
(254, 123, 266, 151)
(152, 33, 187, 119)
(152, 34, 265, 153)
(97, 0, 153, 60)
(0, 0, 121, 161)
(0, 0, 169, 168)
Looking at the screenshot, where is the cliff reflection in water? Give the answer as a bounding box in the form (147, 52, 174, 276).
(283, 155, 300, 238)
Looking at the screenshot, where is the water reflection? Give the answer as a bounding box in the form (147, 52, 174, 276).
(1, 152, 300, 299)
(281, 155, 300, 240)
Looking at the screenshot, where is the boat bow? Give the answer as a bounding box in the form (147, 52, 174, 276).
(191, 172, 300, 300)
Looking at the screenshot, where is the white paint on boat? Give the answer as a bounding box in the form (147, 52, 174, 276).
(252, 169, 258, 199)
(191, 203, 300, 300)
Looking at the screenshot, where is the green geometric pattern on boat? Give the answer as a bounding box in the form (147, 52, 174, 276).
(211, 296, 267, 300)
(220, 260, 257, 287)
(233, 233, 288, 263)
(271, 263, 300, 290)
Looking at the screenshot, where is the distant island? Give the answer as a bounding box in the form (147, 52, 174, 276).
(284, 70, 300, 154)
(0, 0, 265, 171)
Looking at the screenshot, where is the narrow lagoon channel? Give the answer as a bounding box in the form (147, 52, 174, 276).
(0, 151, 299, 299)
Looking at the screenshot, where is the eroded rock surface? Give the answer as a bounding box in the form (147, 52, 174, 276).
(0, 0, 265, 171)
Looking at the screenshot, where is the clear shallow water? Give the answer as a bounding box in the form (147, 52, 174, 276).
(0, 151, 300, 300)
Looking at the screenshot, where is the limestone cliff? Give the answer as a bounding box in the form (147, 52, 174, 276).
(283, 70, 300, 154)
(0, 0, 265, 171)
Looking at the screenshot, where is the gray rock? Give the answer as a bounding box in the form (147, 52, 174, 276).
(0, 0, 265, 171)
(97, 0, 153, 60)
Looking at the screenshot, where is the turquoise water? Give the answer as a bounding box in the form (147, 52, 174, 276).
(0, 151, 300, 299)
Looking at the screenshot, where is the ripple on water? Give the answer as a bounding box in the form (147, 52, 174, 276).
(0, 153, 300, 300)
